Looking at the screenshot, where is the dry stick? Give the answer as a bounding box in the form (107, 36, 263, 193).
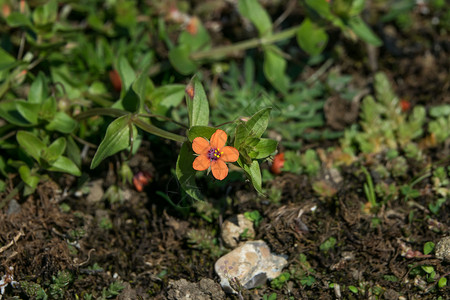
(0, 231, 24, 254)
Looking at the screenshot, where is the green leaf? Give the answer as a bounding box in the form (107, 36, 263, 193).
(117, 55, 136, 92)
(148, 84, 185, 115)
(186, 77, 209, 127)
(28, 72, 48, 104)
(238, 0, 272, 36)
(248, 138, 277, 159)
(0, 47, 17, 72)
(438, 277, 447, 288)
(179, 20, 211, 52)
(45, 111, 77, 133)
(48, 156, 81, 176)
(305, 0, 332, 19)
(15, 100, 40, 125)
(235, 108, 271, 149)
(121, 87, 140, 113)
(423, 242, 435, 255)
(421, 266, 434, 274)
(6, 12, 33, 28)
(320, 237, 337, 252)
(66, 136, 81, 168)
(243, 160, 263, 194)
(188, 126, 217, 142)
(169, 44, 198, 75)
(91, 115, 137, 169)
(42, 137, 66, 164)
(33, 0, 57, 27)
(16, 131, 46, 163)
(347, 16, 382, 46)
(18, 165, 40, 189)
(263, 46, 289, 93)
(176, 142, 203, 201)
(40, 96, 57, 120)
(297, 18, 328, 56)
(0, 101, 33, 126)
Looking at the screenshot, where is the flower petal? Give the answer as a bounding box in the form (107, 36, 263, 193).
(193, 155, 210, 171)
(211, 159, 228, 180)
(192, 137, 210, 155)
(220, 146, 239, 162)
(210, 129, 227, 149)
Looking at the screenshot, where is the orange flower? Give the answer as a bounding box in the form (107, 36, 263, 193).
(192, 129, 239, 180)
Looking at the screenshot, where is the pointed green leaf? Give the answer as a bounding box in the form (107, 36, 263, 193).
(0, 47, 17, 72)
(348, 16, 382, 46)
(187, 126, 217, 142)
(248, 138, 278, 159)
(297, 18, 328, 55)
(186, 77, 209, 127)
(238, 0, 272, 36)
(40, 96, 57, 121)
(15, 100, 40, 125)
(91, 115, 137, 169)
(243, 160, 263, 194)
(263, 46, 289, 93)
(235, 107, 271, 149)
(148, 84, 185, 115)
(6, 12, 33, 28)
(42, 137, 66, 164)
(48, 156, 81, 176)
(169, 44, 198, 75)
(66, 136, 81, 168)
(117, 55, 136, 92)
(16, 131, 46, 162)
(305, 0, 332, 19)
(176, 142, 203, 201)
(0, 101, 32, 126)
(18, 165, 40, 189)
(28, 72, 48, 104)
(45, 111, 77, 133)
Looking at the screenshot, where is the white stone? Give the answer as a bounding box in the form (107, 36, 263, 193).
(435, 236, 450, 262)
(221, 214, 255, 248)
(215, 240, 288, 293)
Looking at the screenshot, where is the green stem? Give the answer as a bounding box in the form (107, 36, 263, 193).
(189, 25, 301, 61)
(132, 117, 186, 143)
(75, 108, 186, 143)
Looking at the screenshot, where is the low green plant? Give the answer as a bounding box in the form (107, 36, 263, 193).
(20, 281, 47, 299)
(244, 210, 262, 227)
(100, 281, 124, 299)
(320, 237, 336, 252)
(49, 271, 72, 299)
(362, 166, 377, 209)
(186, 229, 223, 257)
(270, 272, 290, 289)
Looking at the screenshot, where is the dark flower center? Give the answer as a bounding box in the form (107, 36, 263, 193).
(207, 148, 222, 161)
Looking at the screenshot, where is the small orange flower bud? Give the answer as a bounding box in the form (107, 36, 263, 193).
(109, 69, 122, 92)
(270, 153, 285, 175)
(186, 84, 194, 99)
(186, 17, 199, 35)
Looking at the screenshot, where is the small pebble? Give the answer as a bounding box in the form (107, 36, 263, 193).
(221, 214, 255, 248)
(215, 240, 288, 293)
(435, 236, 450, 262)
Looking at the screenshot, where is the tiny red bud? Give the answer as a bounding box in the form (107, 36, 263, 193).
(186, 84, 194, 99)
(109, 69, 122, 92)
(400, 99, 411, 112)
(270, 153, 285, 175)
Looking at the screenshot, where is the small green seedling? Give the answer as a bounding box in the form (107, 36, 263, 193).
(271, 272, 290, 289)
(423, 241, 435, 255)
(244, 210, 262, 227)
(320, 237, 336, 252)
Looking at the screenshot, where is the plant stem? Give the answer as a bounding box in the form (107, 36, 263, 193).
(189, 25, 301, 61)
(75, 108, 186, 143)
